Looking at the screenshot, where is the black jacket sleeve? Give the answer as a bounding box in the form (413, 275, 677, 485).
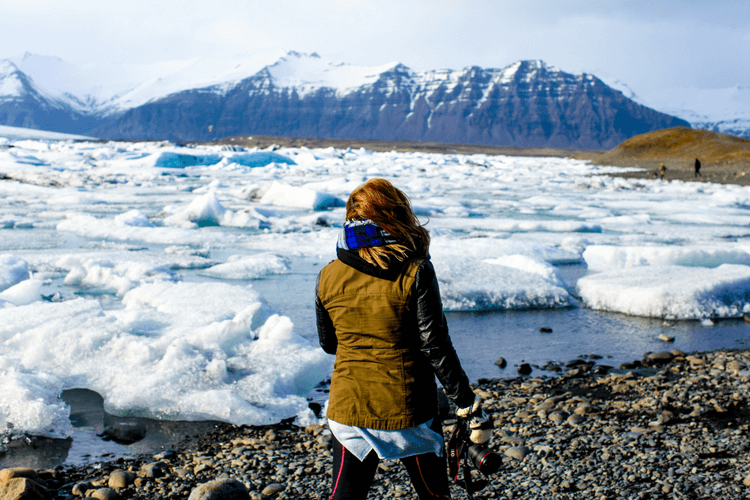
(414, 259, 475, 409)
(316, 271, 337, 355)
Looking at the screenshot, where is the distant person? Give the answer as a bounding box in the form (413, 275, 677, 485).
(695, 158, 702, 178)
(659, 162, 667, 180)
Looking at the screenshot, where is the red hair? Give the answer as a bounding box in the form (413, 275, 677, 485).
(346, 178, 430, 268)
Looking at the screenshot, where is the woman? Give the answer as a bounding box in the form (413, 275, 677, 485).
(316, 178, 489, 499)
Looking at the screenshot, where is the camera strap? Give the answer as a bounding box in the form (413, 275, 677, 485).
(447, 418, 477, 499)
(447, 419, 466, 481)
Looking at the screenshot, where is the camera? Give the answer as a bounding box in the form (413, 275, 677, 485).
(447, 416, 501, 497)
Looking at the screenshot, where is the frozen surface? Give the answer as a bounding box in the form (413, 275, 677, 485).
(0, 125, 95, 141)
(0, 255, 29, 292)
(578, 265, 750, 320)
(584, 245, 750, 271)
(198, 254, 290, 280)
(3, 135, 750, 445)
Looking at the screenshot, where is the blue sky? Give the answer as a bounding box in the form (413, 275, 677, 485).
(1, 0, 748, 101)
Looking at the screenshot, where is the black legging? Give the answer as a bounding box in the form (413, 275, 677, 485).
(329, 421, 451, 500)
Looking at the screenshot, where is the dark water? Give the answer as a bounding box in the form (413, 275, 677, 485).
(250, 260, 750, 381)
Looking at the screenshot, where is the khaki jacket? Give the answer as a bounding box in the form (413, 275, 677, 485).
(316, 249, 473, 430)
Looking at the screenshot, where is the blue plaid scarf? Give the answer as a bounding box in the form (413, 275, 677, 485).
(337, 219, 400, 251)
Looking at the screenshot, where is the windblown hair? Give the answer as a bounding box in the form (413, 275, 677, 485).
(346, 178, 430, 269)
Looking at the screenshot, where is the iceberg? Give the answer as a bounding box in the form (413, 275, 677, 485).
(577, 264, 750, 319)
(0, 255, 30, 292)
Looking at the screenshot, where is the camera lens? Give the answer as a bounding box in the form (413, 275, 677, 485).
(467, 444, 502, 475)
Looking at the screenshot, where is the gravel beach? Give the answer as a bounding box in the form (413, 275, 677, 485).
(2, 347, 749, 500)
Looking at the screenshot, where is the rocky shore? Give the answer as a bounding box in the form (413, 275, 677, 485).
(2, 347, 749, 500)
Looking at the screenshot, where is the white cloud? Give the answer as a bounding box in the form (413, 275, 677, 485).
(0, 0, 748, 100)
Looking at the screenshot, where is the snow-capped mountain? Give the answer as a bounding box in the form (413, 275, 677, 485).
(9, 50, 288, 115)
(0, 59, 101, 133)
(604, 77, 750, 140)
(2, 51, 693, 148)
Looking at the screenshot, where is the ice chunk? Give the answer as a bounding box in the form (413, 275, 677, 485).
(114, 210, 153, 227)
(154, 152, 222, 169)
(227, 152, 296, 167)
(198, 253, 290, 280)
(249, 181, 345, 210)
(0, 255, 29, 292)
(0, 366, 72, 439)
(164, 192, 227, 227)
(162, 192, 262, 229)
(484, 254, 566, 288)
(583, 245, 750, 272)
(0, 283, 332, 430)
(434, 257, 573, 311)
(577, 264, 750, 319)
(0, 279, 42, 306)
(56, 255, 173, 296)
(432, 237, 582, 265)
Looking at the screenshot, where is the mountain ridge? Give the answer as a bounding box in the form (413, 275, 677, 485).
(0, 52, 690, 148)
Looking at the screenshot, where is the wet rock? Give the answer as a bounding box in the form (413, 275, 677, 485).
(72, 481, 93, 496)
(574, 402, 593, 415)
(592, 364, 612, 375)
(495, 357, 507, 368)
(13, 347, 750, 500)
(91, 487, 119, 500)
(646, 351, 674, 363)
(0, 477, 50, 500)
(517, 363, 532, 375)
(108, 470, 136, 489)
(140, 461, 168, 479)
(504, 446, 531, 460)
(99, 421, 147, 444)
(0, 467, 38, 486)
(658, 334, 675, 342)
(567, 414, 584, 425)
(539, 327, 553, 333)
(188, 478, 249, 500)
(261, 483, 285, 495)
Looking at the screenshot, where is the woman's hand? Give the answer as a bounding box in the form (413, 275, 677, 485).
(456, 394, 492, 444)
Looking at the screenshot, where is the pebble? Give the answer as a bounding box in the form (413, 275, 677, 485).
(3, 347, 750, 500)
(261, 483, 285, 495)
(504, 446, 531, 460)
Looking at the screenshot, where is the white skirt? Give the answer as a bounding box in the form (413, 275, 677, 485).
(327, 418, 444, 462)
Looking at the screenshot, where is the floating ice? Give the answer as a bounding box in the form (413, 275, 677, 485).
(9, 136, 750, 443)
(154, 152, 222, 169)
(152, 151, 295, 169)
(198, 254, 290, 280)
(0, 255, 29, 292)
(577, 264, 750, 319)
(0, 279, 42, 306)
(163, 192, 262, 229)
(56, 255, 174, 296)
(248, 181, 345, 210)
(0, 365, 72, 439)
(227, 152, 296, 167)
(164, 192, 228, 228)
(0, 282, 332, 438)
(434, 257, 573, 311)
(485, 254, 566, 288)
(114, 210, 153, 228)
(432, 237, 582, 265)
(583, 245, 750, 271)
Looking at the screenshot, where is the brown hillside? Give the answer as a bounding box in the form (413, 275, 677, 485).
(590, 127, 750, 166)
(580, 127, 750, 185)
